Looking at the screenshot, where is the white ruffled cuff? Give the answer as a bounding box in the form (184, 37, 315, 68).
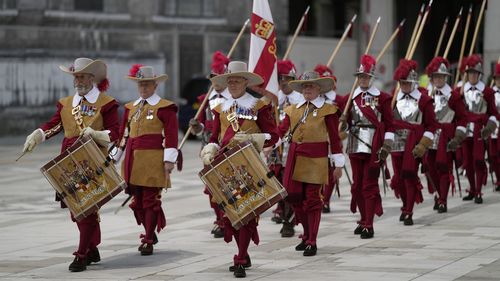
(423, 131, 434, 140)
(329, 153, 346, 168)
(164, 148, 178, 163)
(384, 132, 395, 141)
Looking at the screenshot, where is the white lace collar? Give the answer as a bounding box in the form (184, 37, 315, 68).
(221, 92, 258, 112)
(133, 93, 161, 106)
(208, 88, 231, 100)
(352, 85, 380, 99)
(278, 90, 303, 106)
(397, 87, 421, 101)
(296, 95, 325, 109)
(433, 83, 452, 97)
(324, 90, 337, 101)
(464, 81, 485, 93)
(72, 86, 100, 107)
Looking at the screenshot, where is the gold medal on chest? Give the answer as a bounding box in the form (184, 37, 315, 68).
(146, 109, 154, 120)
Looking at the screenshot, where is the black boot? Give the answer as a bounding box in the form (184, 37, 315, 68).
(139, 243, 153, 256)
(474, 195, 483, 204)
(322, 204, 331, 213)
(233, 264, 246, 278)
(69, 256, 87, 272)
(403, 214, 413, 226)
(295, 240, 307, 251)
(354, 224, 363, 235)
(399, 213, 405, 222)
(437, 204, 447, 213)
(433, 196, 439, 210)
(496, 185, 500, 192)
(463, 193, 474, 201)
(303, 244, 317, 256)
(280, 222, 295, 238)
(271, 213, 283, 224)
(86, 248, 100, 265)
(360, 228, 374, 239)
(229, 256, 251, 272)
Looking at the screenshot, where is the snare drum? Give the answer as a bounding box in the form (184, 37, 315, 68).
(40, 135, 126, 221)
(199, 141, 287, 230)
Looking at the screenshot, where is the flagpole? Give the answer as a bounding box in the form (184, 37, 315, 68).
(283, 6, 310, 60)
(326, 14, 357, 67)
(178, 19, 249, 150)
(434, 17, 448, 57)
(442, 7, 462, 59)
(339, 17, 381, 131)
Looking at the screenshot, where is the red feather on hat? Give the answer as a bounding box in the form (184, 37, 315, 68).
(278, 60, 296, 76)
(314, 64, 337, 81)
(359, 54, 376, 72)
(466, 54, 482, 69)
(495, 62, 500, 77)
(129, 64, 144, 77)
(425, 57, 449, 76)
(211, 51, 230, 75)
(97, 78, 109, 92)
(394, 59, 418, 81)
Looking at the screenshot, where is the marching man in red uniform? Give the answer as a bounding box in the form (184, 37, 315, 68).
(268, 59, 302, 237)
(200, 61, 279, 278)
(457, 55, 498, 203)
(341, 55, 394, 238)
(491, 62, 500, 192)
(423, 57, 467, 213)
(313, 64, 346, 213)
(189, 51, 231, 238)
(280, 71, 345, 256)
(118, 65, 178, 255)
(390, 59, 438, 226)
(22, 58, 119, 271)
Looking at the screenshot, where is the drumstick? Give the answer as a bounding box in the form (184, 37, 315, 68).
(15, 151, 28, 162)
(114, 195, 132, 215)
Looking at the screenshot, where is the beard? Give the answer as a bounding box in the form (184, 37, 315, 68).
(75, 84, 92, 95)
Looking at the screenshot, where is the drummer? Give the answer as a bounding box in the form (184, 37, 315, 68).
(200, 61, 279, 278)
(22, 58, 120, 272)
(279, 70, 344, 256)
(116, 65, 179, 256)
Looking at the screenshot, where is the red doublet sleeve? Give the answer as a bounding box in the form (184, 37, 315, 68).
(278, 114, 291, 138)
(484, 87, 499, 118)
(209, 110, 221, 145)
(39, 102, 63, 139)
(196, 94, 208, 125)
(101, 100, 120, 143)
(449, 92, 468, 128)
(157, 104, 179, 149)
(256, 104, 279, 148)
(335, 94, 347, 116)
(325, 113, 342, 154)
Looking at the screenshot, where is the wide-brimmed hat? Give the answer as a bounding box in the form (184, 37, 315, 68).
(126, 65, 168, 83)
(59, 57, 107, 83)
(288, 71, 335, 93)
(210, 61, 264, 87)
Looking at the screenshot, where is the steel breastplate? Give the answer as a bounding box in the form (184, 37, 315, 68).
(430, 95, 455, 150)
(393, 97, 422, 152)
(346, 101, 380, 154)
(464, 89, 487, 137)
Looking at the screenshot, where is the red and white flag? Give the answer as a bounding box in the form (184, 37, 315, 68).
(248, 0, 278, 96)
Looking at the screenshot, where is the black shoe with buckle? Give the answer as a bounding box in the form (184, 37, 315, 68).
(322, 204, 331, 213)
(437, 204, 447, 213)
(354, 224, 363, 235)
(474, 195, 483, 204)
(399, 213, 405, 222)
(463, 193, 474, 201)
(403, 214, 413, 226)
(433, 196, 439, 210)
(280, 222, 295, 238)
(360, 228, 374, 239)
(86, 248, 100, 265)
(69, 255, 87, 272)
(213, 226, 224, 238)
(303, 244, 317, 256)
(229, 256, 251, 272)
(139, 243, 153, 256)
(233, 264, 246, 278)
(295, 240, 307, 251)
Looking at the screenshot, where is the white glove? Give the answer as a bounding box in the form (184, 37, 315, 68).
(23, 129, 44, 153)
(200, 143, 219, 165)
(234, 133, 266, 152)
(81, 127, 111, 147)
